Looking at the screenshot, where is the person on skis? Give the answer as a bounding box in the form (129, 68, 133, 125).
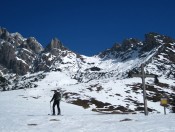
(50, 90, 61, 115)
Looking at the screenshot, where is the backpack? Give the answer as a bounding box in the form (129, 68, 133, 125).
(55, 92, 61, 101)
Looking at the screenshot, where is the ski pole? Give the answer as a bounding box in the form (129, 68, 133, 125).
(50, 102, 52, 115)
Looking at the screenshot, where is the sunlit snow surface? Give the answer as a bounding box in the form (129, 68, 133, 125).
(1, 90, 175, 132)
(1, 71, 175, 132)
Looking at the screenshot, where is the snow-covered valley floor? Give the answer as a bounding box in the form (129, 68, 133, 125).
(1, 88, 175, 132)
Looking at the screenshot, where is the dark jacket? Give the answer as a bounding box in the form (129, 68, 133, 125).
(51, 92, 61, 102)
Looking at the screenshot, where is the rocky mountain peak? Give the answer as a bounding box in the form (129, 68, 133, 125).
(24, 37, 43, 54)
(45, 38, 65, 51)
(0, 28, 45, 75)
(111, 43, 121, 51)
(142, 32, 175, 51)
(121, 38, 141, 50)
(44, 37, 67, 56)
(144, 32, 163, 44)
(98, 38, 142, 59)
(145, 32, 175, 44)
(11, 32, 24, 46)
(0, 27, 10, 40)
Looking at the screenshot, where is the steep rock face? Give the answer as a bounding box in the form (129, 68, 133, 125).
(141, 32, 173, 51)
(98, 38, 142, 59)
(45, 38, 66, 55)
(12, 33, 24, 47)
(33, 38, 71, 72)
(0, 41, 16, 69)
(122, 38, 141, 50)
(20, 37, 43, 54)
(98, 32, 175, 63)
(0, 29, 67, 74)
(0, 40, 30, 75)
(13, 58, 29, 75)
(145, 43, 175, 79)
(0, 28, 10, 41)
(0, 28, 43, 75)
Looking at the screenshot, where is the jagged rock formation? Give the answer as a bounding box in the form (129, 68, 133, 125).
(0, 28, 74, 74)
(97, 32, 175, 80)
(0, 28, 175, 80)
(0, 28, 43, 75)
(0, 27, 175, 114)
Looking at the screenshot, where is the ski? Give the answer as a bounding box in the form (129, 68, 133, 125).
(48, 114, 63, 116)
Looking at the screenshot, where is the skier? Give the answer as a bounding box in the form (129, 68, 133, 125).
(50, 90, 61, 115)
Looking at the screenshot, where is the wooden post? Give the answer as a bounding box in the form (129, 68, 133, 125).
(132, 64, 155, 116)
(164, 106, 166, 115)
(141, 64, 148, 116)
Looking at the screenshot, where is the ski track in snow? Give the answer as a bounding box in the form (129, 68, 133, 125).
(1, 89, 175, 132)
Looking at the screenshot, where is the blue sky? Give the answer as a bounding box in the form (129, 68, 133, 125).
(1, 0, 175, 56)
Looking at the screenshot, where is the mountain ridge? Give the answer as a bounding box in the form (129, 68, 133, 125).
(0, 27, 175, 114)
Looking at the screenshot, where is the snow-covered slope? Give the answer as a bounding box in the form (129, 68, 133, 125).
(3, 69, 173, 115)
(0, 28, 175, 114)
(1, 82, 175, 132)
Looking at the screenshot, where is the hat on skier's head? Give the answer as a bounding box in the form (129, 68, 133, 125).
(54, 90, 58, 92)
(51, 90, 57, 92)
(57, 87, 61, 91)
